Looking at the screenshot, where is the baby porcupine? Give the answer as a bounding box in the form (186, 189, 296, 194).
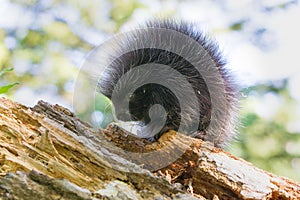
(98, 19, 239, 148)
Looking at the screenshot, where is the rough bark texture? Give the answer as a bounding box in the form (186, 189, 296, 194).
(0, 97, 299, 200)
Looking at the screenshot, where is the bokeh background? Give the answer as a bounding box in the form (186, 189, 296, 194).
(0, 0, 300, 181)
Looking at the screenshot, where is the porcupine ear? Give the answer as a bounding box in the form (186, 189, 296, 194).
(143, 19, 239, 147)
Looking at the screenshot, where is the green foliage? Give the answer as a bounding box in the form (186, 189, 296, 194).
(229, 81, 300, 181)
(0, 67, 13, 77)
(110, 0, 146, 30)
(0, 68, 19, 94)
(0, 82, 19, 94)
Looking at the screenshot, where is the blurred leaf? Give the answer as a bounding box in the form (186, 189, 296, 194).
(21, 30, 47, 48)
(0, 43, 10, 66)
(110, 0, 145, 30)
(43, 21, 81, 46)
(229, 20, 246, 31)
(0, 67, 14, 77)
(0, 82, 19, 94)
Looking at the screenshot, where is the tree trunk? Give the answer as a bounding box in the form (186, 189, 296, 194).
(0, 97, 299, 200)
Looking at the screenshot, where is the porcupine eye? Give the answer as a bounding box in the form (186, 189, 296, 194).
(129, 83, 181, 133)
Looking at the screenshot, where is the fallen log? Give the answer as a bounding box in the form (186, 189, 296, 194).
(0, 97, 299, 199)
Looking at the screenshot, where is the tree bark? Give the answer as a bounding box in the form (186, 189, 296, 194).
(0, 97, 299, 200)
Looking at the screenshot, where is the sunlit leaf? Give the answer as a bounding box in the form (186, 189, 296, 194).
(0, 82, 19, 94)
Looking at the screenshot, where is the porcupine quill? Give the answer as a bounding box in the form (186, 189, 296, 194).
(98, 19, 239, 148)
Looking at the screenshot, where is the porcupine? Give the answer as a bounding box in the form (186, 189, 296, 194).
(98, 19, 239, 148)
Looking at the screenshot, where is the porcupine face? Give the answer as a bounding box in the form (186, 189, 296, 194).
(98, 19, 239, 147)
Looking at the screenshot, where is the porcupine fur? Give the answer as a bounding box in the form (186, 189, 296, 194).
(98, 19, 239, 148)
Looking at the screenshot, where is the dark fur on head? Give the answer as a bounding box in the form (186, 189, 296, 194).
(98, 19, 239, 148)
